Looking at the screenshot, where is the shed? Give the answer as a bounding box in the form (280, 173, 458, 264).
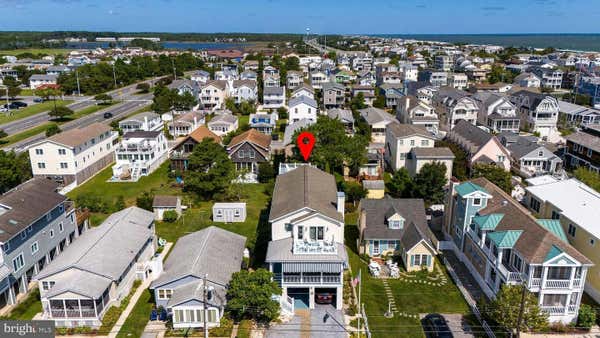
(212, 202, 247, 223)
(153, 195, 182, 221)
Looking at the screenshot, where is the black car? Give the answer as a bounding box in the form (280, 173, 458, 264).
(11, 101, 27, 108)
(103, 112, 113, 119)
(421, 314, 453, 338)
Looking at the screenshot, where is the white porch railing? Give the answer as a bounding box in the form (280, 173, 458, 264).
(272, 294, 294, 315)
(293, 240, 337, 255)
(529, 278, 542, 288)
(544, 279, 570, 288)
(541, 306, 565, 315)
(573, 279, 582, 288)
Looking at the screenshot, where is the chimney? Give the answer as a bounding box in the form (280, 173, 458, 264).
(336, 191, 345, 217)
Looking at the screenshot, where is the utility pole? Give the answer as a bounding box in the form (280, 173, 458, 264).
(171, 58, 177, 80)
(112, 63, 117, 88)
(203, 274, 208, 338)
(1, 86, 9, 115)
(75, 68, 81, 96)
(515, 284, 527, 338)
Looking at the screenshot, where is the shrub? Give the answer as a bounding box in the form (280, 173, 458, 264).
(577, 304, 596, 330)
(162, 210, 178, 223)
(45, 124, 61, 137)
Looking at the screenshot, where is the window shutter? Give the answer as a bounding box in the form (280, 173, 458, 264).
(411, 255, 415, 267)
(426, 255, 431, 267)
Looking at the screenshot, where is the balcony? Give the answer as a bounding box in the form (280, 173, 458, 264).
(498, 264, 522, 283)
(279, 273, 341, 285)
(117, 144, 156, 153)
(293, 240, 338, 255)
(529, 278, 542, 288)
(544, 279, 571, 289)
(541, 305, 577, 315)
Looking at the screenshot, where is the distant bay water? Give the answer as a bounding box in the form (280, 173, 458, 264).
(376, 34, 600, 52)
(64, 41, 248, 50)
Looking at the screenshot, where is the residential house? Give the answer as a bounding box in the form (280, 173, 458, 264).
(327, 108, 355, 134)
(170, 126, 222, 171)
(359, 107, 398, 143)
(291, 84, 314, 100)
(199, 80, 228, 110)
(264, 75, 281, 88)
(112, 131, 169, 182)
(362, 180, 385, 199)
(168, 79, 199, 98)
(214, 69, 239, 82)
(322, 82, 345, 109)
(530, 67, 563, 90)
(29, 74, 58, 89)
(448, 73, 468, 90)
(190, 70, 210, 84)
(511, 90, 559, 138)
(514, 72, 541, 88)
(445, 178, 592, 323)
(351, 85, 376, 106)
(208, 113, 238, 136)
(564, 124, 600, 171)
(244, 60, 259, 72)
(446, 120, 511, 170)
(435, 55, 453, 72)
(149, 227, 245, 329)
(408, 148, 455, 181)
(401, 64, 419, 82)
(152, 195, 182, 221)
(502, 134, 563, 177)
(310, 71, 328, 89)
(473, 92, 520, 133)
(288, 95, 318, 124)
(46, 65, 70, 76)
(118, 112, 163, 133)
(0, 179, 83, 312)
(265, 166, 347, 309)
(357, 70, 376, 86)
(358, 197, 437, 272)
(433, 87, 479, 130)
(286, 71, 304, 89)
(249, 112, 278, 134)
(396, 96, 440, 134)
(167, 111, 205, 137)
(263, 86, 286, 109)
(212, 203, 247, 223)
(226, 129, 271, 181)
(558, 101, 600, 127)
(240, 71, 258, 81)
(525, 177, 600, 303)
(379, 84, 404, 109)
(263, 65, 279, 79)
(231, 80, 258, 103)
(36, 207, 157, 328)
(29, 123, 118, 189)
(418, 70, 448, 87)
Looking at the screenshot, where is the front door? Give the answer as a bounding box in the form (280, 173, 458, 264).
(373, 241, 380, 255)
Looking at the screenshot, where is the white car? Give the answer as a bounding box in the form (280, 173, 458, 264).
(0, 107, 8, 112)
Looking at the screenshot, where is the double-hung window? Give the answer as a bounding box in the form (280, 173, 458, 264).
(12, 253, 24, 272)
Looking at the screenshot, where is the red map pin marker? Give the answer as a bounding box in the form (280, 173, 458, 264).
(297, 131, 315, 161)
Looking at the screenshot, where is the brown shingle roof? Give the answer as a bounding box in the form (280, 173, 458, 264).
(47, 123, 112, 148)
(228, 129, 271, 149)
(469, 177, 592, 265)
(152, 195, 179, 208)
(188, 126, 222, 144)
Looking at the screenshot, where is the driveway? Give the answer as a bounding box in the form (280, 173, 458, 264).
(421, 313, 475, 338)
(266, 305, 346, 338)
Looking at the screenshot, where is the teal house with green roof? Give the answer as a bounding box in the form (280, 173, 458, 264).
(444, 178, 593, 324)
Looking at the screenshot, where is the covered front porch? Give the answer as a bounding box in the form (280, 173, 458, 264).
(43, 288, 110, 327)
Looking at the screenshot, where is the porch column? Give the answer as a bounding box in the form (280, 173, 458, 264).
(78, 299, 83, 318)
(564, 293, 572, 315)
(541, 266, 548, 289)
(93, 299, 97, 318)
(45, 253, 50, 265)
(569, 267, 576, 289)
(7, 284, 16, 305)
(21, 275, 28, 293)
(33, 262, 39, 275)
(62, 299, 67, 318)
(309, 287, 315, 309)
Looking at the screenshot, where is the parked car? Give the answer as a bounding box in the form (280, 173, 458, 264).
(33, 97, 44, 103)
(421, 314, 453, 338)
(315, 292, 334, 304)
(0, 107, 8, 112)
(3, 102, 27, 109)
(103, 112, 113, 119)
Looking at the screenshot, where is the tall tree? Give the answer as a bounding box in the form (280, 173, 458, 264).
(486, 285, 548, 333)
(386, 168, 412, 198)
(226, 269, 281, 323)
(185, 138, 235, 199)
(0, 150, 32, 194)
(413, 162, 447, 204)
(472, 164, 512, 193)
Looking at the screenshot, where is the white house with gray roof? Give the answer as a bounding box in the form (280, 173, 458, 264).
(263, 86, 286, 109)
(118, 112, 163, 133)
(266, 166, 347, 310)
(35, 207, 157, 328)
(288, 95, 318, 125)
(150, 226, 246, 329)
(207, 113, 239, 136)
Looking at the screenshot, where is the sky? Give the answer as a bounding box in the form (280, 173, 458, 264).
(1, 0, 600, 34)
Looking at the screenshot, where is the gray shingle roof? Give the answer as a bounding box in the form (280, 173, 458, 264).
(411, 147, 455, 159)
(387, 123, 433, 139)
(0, 178, 66, 243)
(358, 107, 396, 125)
(36, 207, 155, 298)
(566, 131, 600, 153)
(288, 95, 317, 108)
(151, 226, 246, 289)
(263, 86, 285, 96)
(451, 120, 493, 148)
(269, 166, 343, 222)
(359, 197, 431, 242)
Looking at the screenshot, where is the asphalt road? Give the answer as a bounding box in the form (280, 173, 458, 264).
(0, 77, 158, 136)
(3, 93, 152, 153)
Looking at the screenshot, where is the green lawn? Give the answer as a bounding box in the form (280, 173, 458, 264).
(115, 289, 154, 338)
(0, 100, 72, 125)
(0, 48, 71, 56)
(2, 288, 42, 320)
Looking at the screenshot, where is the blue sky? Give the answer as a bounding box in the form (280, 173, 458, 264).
(1, 0, 599, 34)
